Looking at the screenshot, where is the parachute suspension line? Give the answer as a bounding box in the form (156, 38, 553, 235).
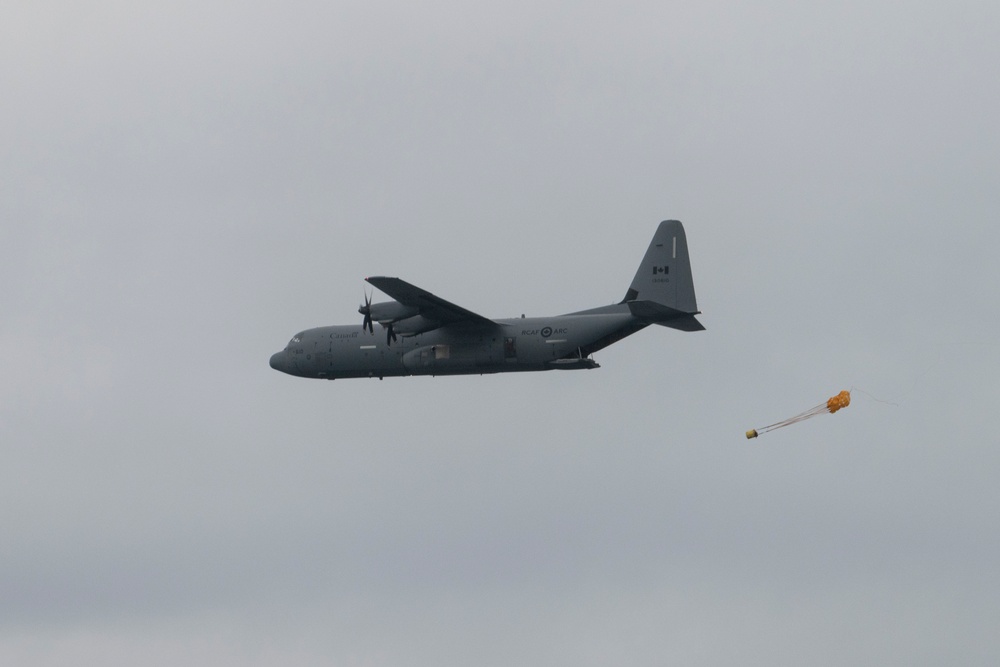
(849, 385, 900, 407)
(755, 404, 829, 433)
(746, 390, 850, 439)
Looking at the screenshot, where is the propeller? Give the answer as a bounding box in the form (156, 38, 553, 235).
(359, 290, 374, 334)
(386, 323, 397, 346)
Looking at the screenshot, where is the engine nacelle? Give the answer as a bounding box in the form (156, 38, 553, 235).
(367, 301, 418, 323)
(390, 315, 440, 336)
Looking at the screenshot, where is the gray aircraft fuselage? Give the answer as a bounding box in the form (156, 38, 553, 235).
(269, 220, 704, 380)
(269, 311, 639, 379)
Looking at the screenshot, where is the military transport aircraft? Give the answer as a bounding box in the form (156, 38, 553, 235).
(269, 219, 704, 380)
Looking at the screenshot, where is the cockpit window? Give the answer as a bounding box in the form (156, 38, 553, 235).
(288, 334, 303, 347)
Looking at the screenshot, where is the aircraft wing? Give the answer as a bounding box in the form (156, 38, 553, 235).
(365, 276, 498, 326)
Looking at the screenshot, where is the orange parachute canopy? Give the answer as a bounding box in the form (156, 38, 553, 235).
(826, 390, 851, 414)
(746, 390, 850, 439)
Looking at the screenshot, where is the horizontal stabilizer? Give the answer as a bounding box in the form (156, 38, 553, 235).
(654, 315, 705, 332)
(627, 300, 705, 331)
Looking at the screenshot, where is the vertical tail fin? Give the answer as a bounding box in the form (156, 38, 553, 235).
(621, 220, 704, 330)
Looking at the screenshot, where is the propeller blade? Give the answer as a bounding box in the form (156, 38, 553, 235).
(360, 290, 374, 334)
(386, 324, 397, 346)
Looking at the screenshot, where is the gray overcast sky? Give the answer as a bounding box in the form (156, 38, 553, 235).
(2, 2, 999, 665)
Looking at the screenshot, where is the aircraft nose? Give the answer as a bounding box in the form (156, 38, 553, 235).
(269, 351, 287, 373)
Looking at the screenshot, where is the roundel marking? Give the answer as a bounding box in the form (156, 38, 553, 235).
(540, 326, 553, 337)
